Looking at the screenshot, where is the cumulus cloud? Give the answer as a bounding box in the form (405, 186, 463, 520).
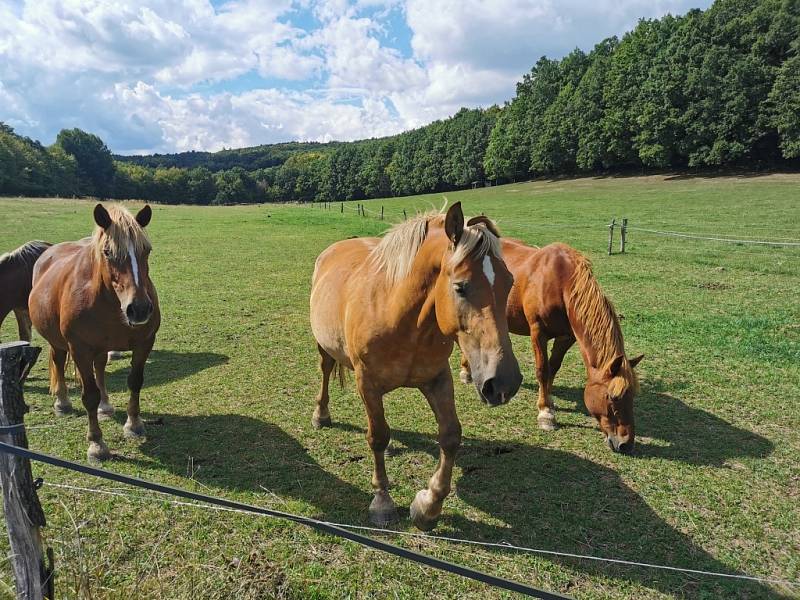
(0, 0, 712, 153)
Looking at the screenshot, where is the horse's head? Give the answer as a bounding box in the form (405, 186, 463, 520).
(93, 203, 155, 327)
(435, 203, 522, 406)
(584, 353, 644, 454)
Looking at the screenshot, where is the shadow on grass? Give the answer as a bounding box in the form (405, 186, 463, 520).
(519, 379, 774, 467)
(387, 427, 785, 599)
(136, 413, 372, 523)
(132, 409, 785, 598)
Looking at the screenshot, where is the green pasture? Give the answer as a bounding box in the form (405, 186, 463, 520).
(0, 173, 798, 599)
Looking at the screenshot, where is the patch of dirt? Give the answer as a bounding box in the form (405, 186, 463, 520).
(696, 281, 732, 290)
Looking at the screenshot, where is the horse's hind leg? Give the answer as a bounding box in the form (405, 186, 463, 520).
(94, 352, 114, 419)
(410, 369, 461, 531)
(71, 345, 110, 462)
(531, 326, 557, 431)
(312, 344, 335, 429)
(13, 309, 32, 342)
(357, 372, 398, 526)
(124, 335, 154, 439)
(50, 347, 72, 415)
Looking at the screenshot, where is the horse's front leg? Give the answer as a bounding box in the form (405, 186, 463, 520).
(531, 326, 556, 431)
(410, 369, 461, 531)
(124, 335, 154, 438)
(357, 372, 398, 526)
(14, 309, 32, 342)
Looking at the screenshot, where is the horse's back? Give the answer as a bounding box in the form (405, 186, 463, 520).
(310, 237, 378, 366)
(503, 240, 578, 338)
(0, 240, 52, 311)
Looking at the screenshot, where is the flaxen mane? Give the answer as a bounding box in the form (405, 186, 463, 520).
(567, 249, 638, 394)
(92, 205, 151, 261)
(370, 211, 501, 286)
(0, 240, 52, 269)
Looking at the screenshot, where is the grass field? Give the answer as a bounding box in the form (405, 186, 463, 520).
(1, 173, 799, 599)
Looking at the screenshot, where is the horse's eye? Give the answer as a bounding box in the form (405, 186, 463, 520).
(453, 282, 469, 296)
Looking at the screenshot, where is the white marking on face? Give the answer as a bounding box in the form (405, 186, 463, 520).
(127, 241, 140, 288)
(482, 255, 495, 287)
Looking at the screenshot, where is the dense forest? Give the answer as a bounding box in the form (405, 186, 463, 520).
(1, 0, 798, 205)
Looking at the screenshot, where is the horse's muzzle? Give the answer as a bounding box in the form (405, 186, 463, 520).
(478, 372, 522, 407)
(607, 435, 635, 455)
(125, 299, 153, 326)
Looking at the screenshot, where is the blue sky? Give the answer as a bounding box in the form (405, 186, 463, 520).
(0, 0, 712, 154)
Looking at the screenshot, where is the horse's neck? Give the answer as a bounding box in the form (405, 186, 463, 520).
(383, 239, 446, 339)
(568, 292, 624, 371)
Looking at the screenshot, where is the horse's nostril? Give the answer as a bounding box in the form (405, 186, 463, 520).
(481, 378, 496, 402)
(618, 441, 634, 455)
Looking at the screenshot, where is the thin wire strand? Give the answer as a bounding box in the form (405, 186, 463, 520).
(42, 482, 800, 589)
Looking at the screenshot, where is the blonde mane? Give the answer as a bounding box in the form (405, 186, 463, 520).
(568, 251, 638, 392)
(91, 204, 151, 261)
(369, 211, 501, 286)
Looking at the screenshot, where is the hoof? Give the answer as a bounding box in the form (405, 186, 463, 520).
(311, 413, 332, 429)
(369, 491, 399, 527)
(410, 489, 440, 532)
(459, 369, 472, 385)
(98, 402, 114, 420)
(537, 409, 558, 431)
(87, 440, 111, 463)
(53, 401, 73, 416)
(123, 418, 146, 439)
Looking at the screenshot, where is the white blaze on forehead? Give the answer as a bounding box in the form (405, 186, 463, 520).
(127, 241, 140, 288)
(482, 255, 495, 287)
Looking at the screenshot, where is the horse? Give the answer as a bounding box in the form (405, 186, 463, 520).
(29, 203, 160, 462)
(459, 241, 643, 454)
(310, 202, 522, 530)
(0, 240, 52, 341)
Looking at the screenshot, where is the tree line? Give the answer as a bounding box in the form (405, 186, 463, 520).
(1, 0, 798, 205)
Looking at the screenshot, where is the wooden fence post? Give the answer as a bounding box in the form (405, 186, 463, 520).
(381, 206, 384, 220)
(403, 209, 407, 221)
(620, 218, 628, 254)
(341, 203, 344, 213)
(607, 218, 616, 256)
(0, 341, 53, 600)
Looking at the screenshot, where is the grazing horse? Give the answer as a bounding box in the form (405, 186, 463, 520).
(460, 241, 643, 454)
(29, 204, 160, 462)
(0, 240, 52, 341)
(310, 203, 522, 530)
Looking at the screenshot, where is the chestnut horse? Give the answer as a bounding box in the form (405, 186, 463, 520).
(29, 204, 160, 462)
(310, 202, 522, 530)
(0, 241, 52, 341)
(460, 241, 643, 454)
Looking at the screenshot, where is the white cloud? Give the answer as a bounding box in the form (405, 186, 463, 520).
(0, 0, 713, 153)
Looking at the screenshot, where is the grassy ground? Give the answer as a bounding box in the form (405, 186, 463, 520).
(0, 173, 798, 599)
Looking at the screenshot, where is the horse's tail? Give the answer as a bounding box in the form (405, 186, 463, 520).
(335, 362, 348, 389)
(48, 350, 78, 395)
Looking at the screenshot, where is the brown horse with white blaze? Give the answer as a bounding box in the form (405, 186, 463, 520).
(460, 241, 643, 454)
(29, 204, 160, 462)
(310, 202, 522, 530)
(0, 240, 52, 341)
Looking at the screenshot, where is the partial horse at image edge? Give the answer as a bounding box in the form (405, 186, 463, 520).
(0, 240, 52, 341)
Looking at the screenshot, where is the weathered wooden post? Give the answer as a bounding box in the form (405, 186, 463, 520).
(607, 218, 616, 256)
(381, 206, 384, 220)
(403, 209, 407, 221)
(341, 203, 344, 213)
(0, 341, 53, 600)
(620, 218, 628, 254)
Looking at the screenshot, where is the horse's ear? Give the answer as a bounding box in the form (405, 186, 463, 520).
(605, 355, 625, 378)
(94, 203, 112, 230)
(136, 205, 152, 228)
(629, 354, 644, 369)
(466, 215, 500, 237)
(444, 202, 464, 246)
